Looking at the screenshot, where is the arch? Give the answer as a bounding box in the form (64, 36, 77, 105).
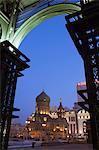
(0, 24, 2, 40)
(0, 11, 9, 42)
(11, 3, 81, 48)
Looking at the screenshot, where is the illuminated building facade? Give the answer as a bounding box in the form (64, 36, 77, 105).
(74, 82, 91, 138)
(64, 110, 78, 135)
(25, 91, 78, 141)
(10, 88, 91, 141)
(77, 109, 90, 136)
(26, 92, 69, 140)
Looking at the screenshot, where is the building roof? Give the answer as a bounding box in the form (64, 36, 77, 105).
(36, 91, 50, 101)
(58, 102, 64, 111)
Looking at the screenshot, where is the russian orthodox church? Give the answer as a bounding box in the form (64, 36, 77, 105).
(26, 91, 68, 141)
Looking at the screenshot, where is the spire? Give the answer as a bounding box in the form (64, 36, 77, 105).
(58, 98, 64, 111)
(42, 89, 45, 92)
(57, 98, 65, 118)
(60, 98, 62, 103)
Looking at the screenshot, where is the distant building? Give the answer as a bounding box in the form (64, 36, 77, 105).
(9, 121, 28, 139)
(64, 110, 78, 135)
(10, 122, 21, 138)
(77, 109, 90, 136)
(77, 82, 87, 102)
(26, 91, 69, 141)
(10, 83, 91, 142)
(73, 82, 88, 111)
(25, 91, 79, 141)
(74, 82, 91, 140)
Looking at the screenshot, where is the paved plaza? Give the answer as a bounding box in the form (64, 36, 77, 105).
(9, 144, 93, 150)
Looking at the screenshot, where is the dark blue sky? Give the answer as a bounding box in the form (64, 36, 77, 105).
(14, 15, 85, 124)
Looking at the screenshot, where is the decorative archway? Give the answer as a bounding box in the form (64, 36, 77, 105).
(11, 4, 80, 48)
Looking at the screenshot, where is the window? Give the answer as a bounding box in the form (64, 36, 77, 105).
(33, 118, 35, 121)
(70, 124, 72, 134)
(83, 121, 87, 133)
(69, 117, 70, 122)
(44, 117, 47, 122)
(71, 117, 75, 122)
(73, 124, 75, 134)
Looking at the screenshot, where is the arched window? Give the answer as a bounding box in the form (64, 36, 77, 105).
(83, 121, 87, 133)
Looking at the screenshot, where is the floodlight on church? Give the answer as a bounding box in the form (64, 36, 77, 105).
(42, 124, 46, 127)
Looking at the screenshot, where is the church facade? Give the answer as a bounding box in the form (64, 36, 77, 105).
(25, 91, 77, 141)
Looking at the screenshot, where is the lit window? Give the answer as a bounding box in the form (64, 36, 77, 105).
(56, 126, 59, 129)
(60, 128, 63, 132)
(9, 46, 13, 52)
(29, 128, 32, 131)
(79, 116, 81, 119)
(25, 120, 30, 124)
(44, 117, 47, 122)
(40, 111, 43, 114)
(65, 127, 67, 131)
(53, 129, 56, 131)
(32, 114, 34, 117)
(85, 116, 87, 119)
(44, 98, 46, 101)
(33, 118, 35, 121)
(42, 124, 46, 127)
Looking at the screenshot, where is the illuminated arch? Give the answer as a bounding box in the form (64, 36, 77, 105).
(12, 4, 80, 48)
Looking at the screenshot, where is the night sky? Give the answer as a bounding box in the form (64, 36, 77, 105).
(14, 15, 85, 124)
